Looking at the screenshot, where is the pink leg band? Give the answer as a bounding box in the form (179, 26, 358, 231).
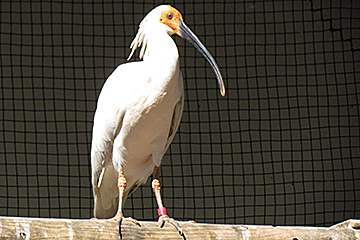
(157, 207, 167, 216)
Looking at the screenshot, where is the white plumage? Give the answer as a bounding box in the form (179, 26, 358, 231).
(90, 5, 224, 238)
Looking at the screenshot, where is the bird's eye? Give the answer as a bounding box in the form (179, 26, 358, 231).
(167, 13, 173, 19)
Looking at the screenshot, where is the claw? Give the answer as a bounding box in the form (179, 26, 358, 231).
(112, 215, 141, 239)
(158, 215, 185, 239)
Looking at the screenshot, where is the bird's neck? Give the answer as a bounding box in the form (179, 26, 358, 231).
(143, 32, 179, 69)
(140, 32, 181, 93)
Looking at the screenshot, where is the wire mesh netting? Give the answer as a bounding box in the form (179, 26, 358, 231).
(1, 0, 359, 227)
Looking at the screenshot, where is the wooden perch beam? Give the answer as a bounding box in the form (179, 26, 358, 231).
(0, 217, 359, 239)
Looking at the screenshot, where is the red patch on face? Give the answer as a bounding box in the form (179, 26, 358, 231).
(159, 6, 183, 36)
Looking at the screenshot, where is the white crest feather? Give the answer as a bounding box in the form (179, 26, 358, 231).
(127, 5, 170, 61)
(127, 18, 149, 60)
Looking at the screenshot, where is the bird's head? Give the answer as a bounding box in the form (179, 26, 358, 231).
(158, 6, 183, 36)
(128, 5, 225, 97)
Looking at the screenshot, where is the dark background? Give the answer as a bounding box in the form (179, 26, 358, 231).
(1, 0, 359, 227)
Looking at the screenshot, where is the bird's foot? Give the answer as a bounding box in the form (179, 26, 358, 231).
(111, 214, 141, 239)
(114, 216, 141, 227)
(158, 214, 185, 239)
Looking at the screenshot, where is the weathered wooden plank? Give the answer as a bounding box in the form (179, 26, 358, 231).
(0, 217, 359, 239)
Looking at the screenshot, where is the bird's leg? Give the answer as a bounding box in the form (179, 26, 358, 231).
(112, 165, 140, 238)
(152, 166, 185, 238)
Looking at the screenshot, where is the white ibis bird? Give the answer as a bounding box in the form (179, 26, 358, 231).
(91, 5, 225, 238)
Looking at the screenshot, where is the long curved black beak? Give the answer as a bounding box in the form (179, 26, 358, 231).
(179, 19, 225, 97)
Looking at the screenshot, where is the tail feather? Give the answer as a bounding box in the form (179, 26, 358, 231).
(93, 164, 119, 219)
